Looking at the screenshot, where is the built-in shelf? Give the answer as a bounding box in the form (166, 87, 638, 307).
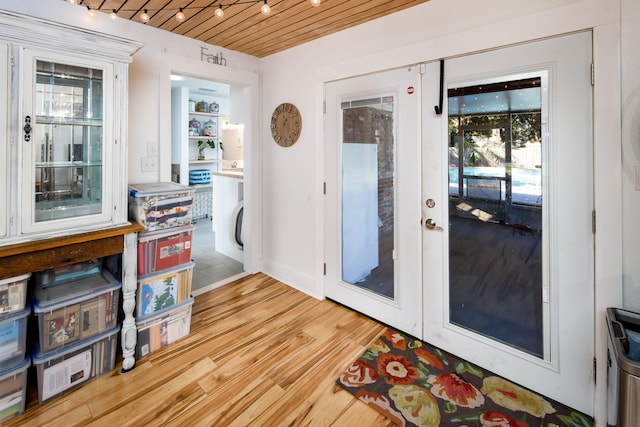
(189, 159, 223, 164)
(190, 183, 213, 189)
(189, 136, 221, 140)
(188, 111, 220, 117)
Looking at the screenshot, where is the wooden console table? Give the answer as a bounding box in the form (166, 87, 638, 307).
(0, 222, 144, 372)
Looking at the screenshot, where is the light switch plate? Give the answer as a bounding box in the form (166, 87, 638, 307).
(141, 157, 158, 172)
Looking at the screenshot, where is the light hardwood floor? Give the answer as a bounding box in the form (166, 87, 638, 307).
(7, 273, 395, 427)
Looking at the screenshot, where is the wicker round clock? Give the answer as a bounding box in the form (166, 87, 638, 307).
(270, 102, 302, 147)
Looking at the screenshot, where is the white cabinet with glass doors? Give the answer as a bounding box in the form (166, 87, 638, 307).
(0, 11, 142, 244)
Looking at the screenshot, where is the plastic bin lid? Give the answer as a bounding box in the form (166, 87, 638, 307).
(33, 270, 121, 313)
(129, 182, 195, 197)
(0, 305, 30, 324)
(137, 224, 194, 241)
(0, 355, 30, 379)
(33, 326, 120, 363)
(138, 260, 195, 281)
(0, 273, 31, 285)
(135, 296, 194, 325)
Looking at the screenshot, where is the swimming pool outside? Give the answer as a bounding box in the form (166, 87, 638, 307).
(449, 166, 542, 205)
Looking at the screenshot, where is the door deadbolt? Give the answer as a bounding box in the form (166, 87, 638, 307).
(425, 198, 436, 208)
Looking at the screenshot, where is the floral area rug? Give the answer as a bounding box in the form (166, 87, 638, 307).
(337, 329, 593, 427)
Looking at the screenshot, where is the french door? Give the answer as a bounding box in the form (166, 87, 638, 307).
(422, 32, 594, 413)
(324, 66, 422, 337)
(325, 31, 594, 414)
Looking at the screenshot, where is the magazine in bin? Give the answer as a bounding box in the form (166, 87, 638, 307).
(33, 326, 120, 403)
(0, 307, 29, 372)
(0, 274, 29, 316)
(137, 225, 193, 275)
(136, 296, 194, 358)
(32, 270, 121, 353)
(136, 261, 194, 318)
(128, 182, 195, 231)
(0, 356, 30, 422)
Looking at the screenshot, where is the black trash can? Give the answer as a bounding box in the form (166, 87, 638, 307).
(607, 307, 640, 427)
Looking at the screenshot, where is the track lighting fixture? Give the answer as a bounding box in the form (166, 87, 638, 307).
(69, 0, 323, 23)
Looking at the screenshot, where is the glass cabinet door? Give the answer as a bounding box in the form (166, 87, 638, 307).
(22, 50, 114, 233)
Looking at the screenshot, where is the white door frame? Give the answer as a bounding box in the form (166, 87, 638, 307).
(157, 53, 261, 277)
(317, 22, 621, 427)
(324, 67, 423, 338)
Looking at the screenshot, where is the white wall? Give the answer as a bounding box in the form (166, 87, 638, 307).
(260, 0, 619, 296)
(260, 0, 621, 423)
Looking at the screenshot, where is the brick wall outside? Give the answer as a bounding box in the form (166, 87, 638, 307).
(343, 107, 394, 233)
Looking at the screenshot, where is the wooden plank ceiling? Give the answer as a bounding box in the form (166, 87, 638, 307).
(78, 0, 430, 57)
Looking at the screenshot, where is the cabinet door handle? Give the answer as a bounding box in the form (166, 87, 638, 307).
(23, 116, 32, 142)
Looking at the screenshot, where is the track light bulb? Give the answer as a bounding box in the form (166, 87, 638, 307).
(68, 0, 77, 4)
(215, 6, 224, 19)
(140, 10, 150, 23)
(110, 9, 118, 19)
(310, 0, 321, 6)
(87, 6, 95, 17)
(261, 0, 271, 16)
(176, 8, 185, 22)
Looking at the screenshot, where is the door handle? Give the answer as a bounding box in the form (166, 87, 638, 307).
(424, 218, 443, 231)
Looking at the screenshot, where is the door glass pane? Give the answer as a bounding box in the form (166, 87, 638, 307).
(34, 60, 103, 222)
(341, 96, 395, 299)
(448, 76, 544, 357)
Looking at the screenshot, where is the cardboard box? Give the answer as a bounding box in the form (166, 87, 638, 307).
(129, 182, 195, 231)
(136, 297, 193, 358)
(33, 270, 120, 354)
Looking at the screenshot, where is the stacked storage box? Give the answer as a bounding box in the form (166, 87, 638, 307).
(31, 263, 121, 403)
(0, 274, 30, 421)
(129, 182, 195, 358)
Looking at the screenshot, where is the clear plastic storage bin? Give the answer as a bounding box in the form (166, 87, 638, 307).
(0, 357, 30, 422)
(0, 357, 31, 422)
(137, 225, 193, 276)
(33, 326, 120, 403)
(137, 261, 194, 318)
(33, 259, 102, 288)
(0, 274, 29, 316)
(33, 270, 121, 354)
(136, 296, 193, 358)
(0, 307, 29, 372)
(128, 182, 195, 231)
